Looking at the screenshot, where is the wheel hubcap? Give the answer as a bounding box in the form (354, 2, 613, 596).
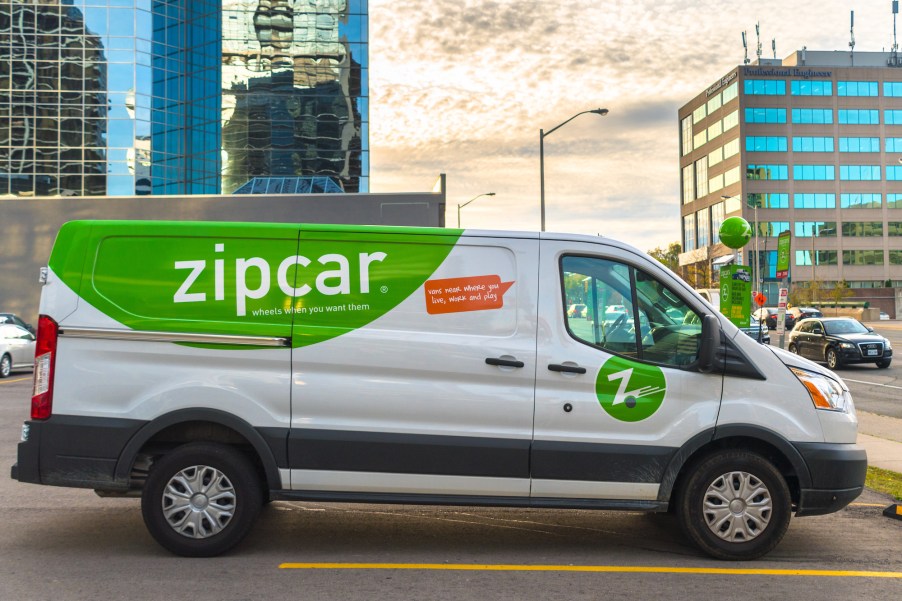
(702, 471, 772, 542)
(161, 465, 236, 539)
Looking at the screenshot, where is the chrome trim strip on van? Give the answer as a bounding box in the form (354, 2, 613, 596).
(58, 327, 290, 348)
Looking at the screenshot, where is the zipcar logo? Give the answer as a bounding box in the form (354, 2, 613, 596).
(595, 356, 666, 422)
(173, 243, 387, 316)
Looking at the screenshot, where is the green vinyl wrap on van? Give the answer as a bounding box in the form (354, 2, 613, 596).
(50, 221, 463, 348)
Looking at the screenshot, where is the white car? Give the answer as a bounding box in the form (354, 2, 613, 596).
(0, 323, 35, 378)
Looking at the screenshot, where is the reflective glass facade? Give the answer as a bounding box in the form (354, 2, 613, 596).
(0, 0, 368, 197)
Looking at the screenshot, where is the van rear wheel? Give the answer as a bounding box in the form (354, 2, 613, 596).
(141, 442, 262, 557)
(677, 450, 791, 560)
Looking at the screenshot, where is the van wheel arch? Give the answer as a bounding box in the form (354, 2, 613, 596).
(660, 427, 810, 512)
(115, 409, 282, 496)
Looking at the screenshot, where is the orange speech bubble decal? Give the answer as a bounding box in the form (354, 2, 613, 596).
(424, 275, 514, 314)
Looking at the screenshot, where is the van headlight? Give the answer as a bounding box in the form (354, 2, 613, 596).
(789, 367, 850, 412)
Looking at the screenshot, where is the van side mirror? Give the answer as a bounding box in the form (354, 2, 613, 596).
(698, 314, 721, 373)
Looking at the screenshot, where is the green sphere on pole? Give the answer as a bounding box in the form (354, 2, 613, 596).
(719, 216, 752, 249)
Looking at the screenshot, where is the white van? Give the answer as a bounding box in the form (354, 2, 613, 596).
(12, 221, 865, 560)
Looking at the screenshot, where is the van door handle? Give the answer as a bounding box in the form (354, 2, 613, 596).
(547, 363, 587, 374)
(485, 357, 525, 368)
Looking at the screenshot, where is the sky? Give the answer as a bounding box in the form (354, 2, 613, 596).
(366, 0, 900, 252)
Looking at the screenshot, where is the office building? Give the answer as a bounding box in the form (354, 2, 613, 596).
(678, 50, 902, 307)
(0, 0, 368, 197)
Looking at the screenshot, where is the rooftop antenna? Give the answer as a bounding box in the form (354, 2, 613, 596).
(755, 22, 762, 61)
(772, 38, 777, 59)
(850, 10, 856, 65)
(891, 1, 900, 66)
(742, 31, 750, 64)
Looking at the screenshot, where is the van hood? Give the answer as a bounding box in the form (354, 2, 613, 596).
(766, 345, 849, 391)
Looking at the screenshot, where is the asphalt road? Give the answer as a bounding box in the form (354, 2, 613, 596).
(1, 376, 901, 600)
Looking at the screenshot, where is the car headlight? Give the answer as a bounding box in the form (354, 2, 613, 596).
(885, 338, 893, 350)
(789, 367, 849, 412)
(839, 342, 855, 349)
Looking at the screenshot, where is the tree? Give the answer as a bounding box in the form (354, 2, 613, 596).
(647, 242, 681, 272)
(828, 280, 854, 306)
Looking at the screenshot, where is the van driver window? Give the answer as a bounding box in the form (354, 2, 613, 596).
(561, 256, 703, 367)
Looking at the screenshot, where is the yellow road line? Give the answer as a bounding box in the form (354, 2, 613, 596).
(0, 377, 29, 385)
(278, 563, 902, 578)
(850, 502, 892, 508)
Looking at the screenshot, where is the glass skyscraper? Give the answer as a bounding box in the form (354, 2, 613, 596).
(0, 0, 368, 197)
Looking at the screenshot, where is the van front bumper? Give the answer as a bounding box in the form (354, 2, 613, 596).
(793, 442, 867, 517)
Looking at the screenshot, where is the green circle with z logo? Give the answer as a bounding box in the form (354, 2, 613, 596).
(595, 356, 667, 422)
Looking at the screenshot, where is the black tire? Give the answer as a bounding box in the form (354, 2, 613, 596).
(826, 347, 842, 370)
(141, 442, 263, 557)
(0, 354, 11, 378)
(676, 450, 791, 560)
(787, 343, 799, 355)
(876, 359, 892, 369)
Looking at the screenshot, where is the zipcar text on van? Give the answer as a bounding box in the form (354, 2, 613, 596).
(12, 221, 865, 560)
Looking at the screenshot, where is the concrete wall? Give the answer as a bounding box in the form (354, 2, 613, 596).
(1, 191, 446, 324)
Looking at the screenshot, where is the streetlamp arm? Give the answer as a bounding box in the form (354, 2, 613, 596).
(542, 108, 609, 139)
(459, 192, 495, 210)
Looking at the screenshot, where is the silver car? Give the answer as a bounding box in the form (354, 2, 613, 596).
(0, 323, 35, 378)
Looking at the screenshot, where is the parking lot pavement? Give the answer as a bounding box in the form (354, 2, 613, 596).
(857, 410, 902, 473)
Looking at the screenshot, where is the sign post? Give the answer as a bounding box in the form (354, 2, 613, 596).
(775, 231, 792, 349)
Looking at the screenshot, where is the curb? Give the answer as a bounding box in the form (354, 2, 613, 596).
(883, 504, 902, 521)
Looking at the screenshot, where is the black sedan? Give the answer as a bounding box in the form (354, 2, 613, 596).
(752, 307, 795, 330)
(787, 317, 892, 369)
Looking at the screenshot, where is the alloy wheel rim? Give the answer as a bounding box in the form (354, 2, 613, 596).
(702, 471, 772, 542)
(161, 465, 236, 539)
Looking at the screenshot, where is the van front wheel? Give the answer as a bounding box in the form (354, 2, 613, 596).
(677, 450, 791, 560)
(141, 442, 262, 557)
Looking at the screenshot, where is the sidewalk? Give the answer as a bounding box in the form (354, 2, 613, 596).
(857, 410, 902, 473)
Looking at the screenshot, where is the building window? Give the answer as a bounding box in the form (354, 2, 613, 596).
(837, 81, 878, 96)
(707, 120, 723, 142)
(757, 221, 790, 237)
(723, 138, 740, 159)
(793, 137, 834, 152)
(695, 157, 708, 198)
(724, 166, 741, 187)
(708, 146, 723, 167)
(885, 82, 902, 97)
(693, 129, 707, 150)
(838, 109, 879, 124)
(708, 173, 724, 194)
(793, 165, 835, 180)
(843, 250, 884, 265)
(886, 166, 902, 180)
(747, 164, 788, 180)
(711, 202, 725, 243)
(697, 208, 710, 247)
(693, 105, 707, 124)
(887, 138, 902, 152)
(723, 110, 740, 131)
(707, 94, 723, 114)
(794, 193, 836, 209)
(747, 136, 788, 152)
(722, 82, 739, 104)
(840, 165, 881, 181)
(681, 116, 693, 156)
(842, 222, 883, 237)
(683, 214, 696, 251)
(888, 193, 902, 208)
(682, 164, 694, 204)
(745, 108, 786, 123)
(791, 80, 833, 96)
(890, 251, 902, 264)
(886, 110, 902, 125)
(796, 250, 838, 266)
(748, 192, 789, 209)
(792, 108, 833, 124)
(840, 193, 882, 208)
(744, 80, 786, 95)
(889, 222, 902, 236)
(839, 137, 880, 152)
(795, 222, 837, 237)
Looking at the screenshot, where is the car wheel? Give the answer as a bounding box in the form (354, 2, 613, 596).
(826, 348, 842, 370)
(876, 359, 892, 369)
(677, 450, 791, 560)
(788, 343, 799, 355)
(141, 442, 263, 557)
(0, 354, 11, 378)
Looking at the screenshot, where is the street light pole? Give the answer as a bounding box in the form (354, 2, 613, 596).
(457, 192, 496, 228)
(540, 108, 609, 232)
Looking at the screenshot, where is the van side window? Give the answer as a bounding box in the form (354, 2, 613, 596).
(561, 256, 703, 367)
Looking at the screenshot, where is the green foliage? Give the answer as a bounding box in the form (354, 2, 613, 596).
(647, 242, 681, 272)
(866, 466, 902, 501)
